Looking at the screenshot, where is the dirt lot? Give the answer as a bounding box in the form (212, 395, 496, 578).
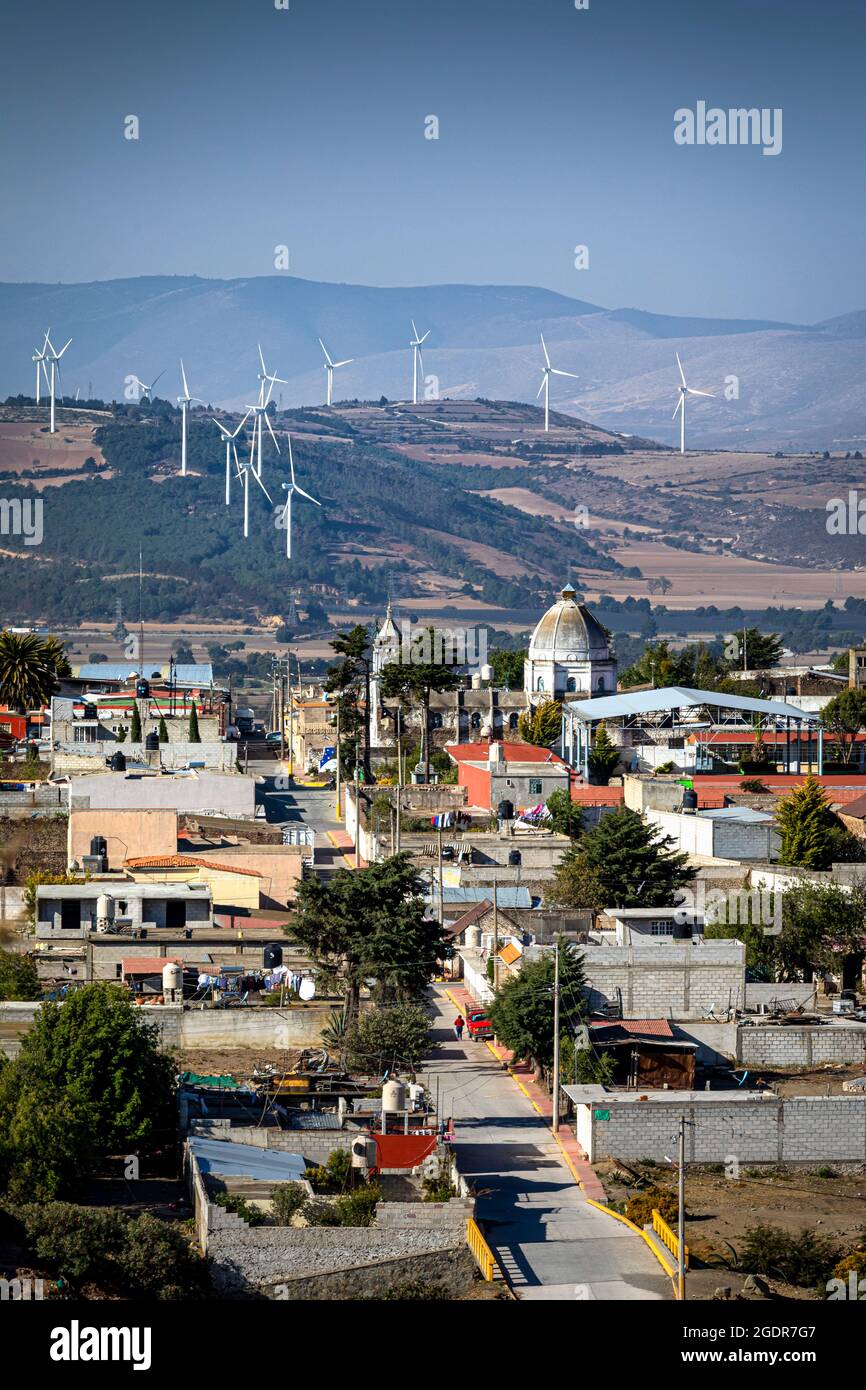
(598, 1157, 866, 1301)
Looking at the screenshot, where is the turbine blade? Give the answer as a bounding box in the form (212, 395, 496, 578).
(265, 413, 281, 453)
(687, 388, 715, 398)
(253, 470, 273, 504)
(333, 358, 353, 368)
(57, 339, 72, 357)
(295, 485, 322, 507)
(232, 409, 252, 437)
(676, 352, 686, 387)
(540, 333, 551, 367)
(551, 369, 579, 379)
(419, 330, 430, 343)
(672, 397, 683, 419)
(180, 359, 189, 397)
(258, 343, 267, 375)
(318, 338, 333, 366)
(536, 376, 546, 399)
(151, 368, 166, 391)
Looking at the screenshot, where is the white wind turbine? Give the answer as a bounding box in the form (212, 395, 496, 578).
(318, 338, 353, 407)
(131, 369, 166, 405)
(177, 360, 205, 476)
(277, 435, 321, 559)
(672, 352, 714, 454)
(43, 332, 73, 434)
(536, 334, 579, 433)
(410, 320, 430, 405)
(31, 330, 50, 405)
(213, 410, 252, 505)
(235, 435, 274, 540)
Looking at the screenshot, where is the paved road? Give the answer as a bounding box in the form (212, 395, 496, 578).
(423, 987, 669, 1301)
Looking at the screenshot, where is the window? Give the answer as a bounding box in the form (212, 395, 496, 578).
(115, 964, 123, 979)
(649, 920, 674, 936)
(74, 725, 98, 743)
(537, 678, 545, 692)
(566, 677, 577, 693)
(509, 713, 519, 730)
(596, 677, 606, 692)
(529, 778, 542, 795)
(470, 712, 481, 730)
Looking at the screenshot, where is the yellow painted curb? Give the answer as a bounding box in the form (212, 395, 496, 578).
(585, 1197, 678, 1293)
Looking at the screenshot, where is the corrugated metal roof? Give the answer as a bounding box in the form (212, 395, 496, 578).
(284, 1111, 343, 1130)
(432, 886, 532, 908)
(188, 1137, 306, 1181)
(564, 685, 821, 722)
(699, 806, 775, 823)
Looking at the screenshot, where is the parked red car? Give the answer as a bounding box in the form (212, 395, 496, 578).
(466, 1007, 494, 1040)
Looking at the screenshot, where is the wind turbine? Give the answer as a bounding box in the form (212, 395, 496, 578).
(318, 338, 353, 407)
(177, 360, 205, 477)
(212, 410, 252, 505)
(235, 436, 274, 540)
(410, 320, 430, 405)
(256, 344, 287, 409)
(277, 435, 321, 559)
(43, 333, 72, 434)
(536, 334, 579, 433)
(31, 331, 50, 405)
(672, 352, 714, 454)
(131, 370, 166, 405)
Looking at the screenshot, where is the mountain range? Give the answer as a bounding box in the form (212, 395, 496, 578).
(2, 275, 865, 452)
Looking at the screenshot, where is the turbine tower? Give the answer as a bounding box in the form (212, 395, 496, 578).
(235, 438, 274, 540)
(318, 338, 353, 407)
(177, 361, 204, 476)
(31, 331, 50, 406)
(213, 410, 251, 504)
(43, 332, 72, 434)
(672, 352, 714, 454)
(277, 435, 321, 559)
(410, 320, 430, 405)
(536, 334, 579, 433)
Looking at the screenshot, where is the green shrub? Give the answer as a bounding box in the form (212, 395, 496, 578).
(625, 1185, 678, 1229)
(335, 1183, 382, 1228)
(740, 1224, 841, 1287)
(301, 1200, 341, 1227)
(270, 1183, 307, 1225)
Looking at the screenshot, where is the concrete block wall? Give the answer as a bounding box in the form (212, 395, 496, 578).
(574, 1090, 866, 1163)
(581, 942, 745, 1019)
(738, 1025, 866, 1069)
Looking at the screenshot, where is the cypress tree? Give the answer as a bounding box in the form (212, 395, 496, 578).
(158, 716, 169, 744)
(776, 776, 837, 870)
(129, 702, 142, 743)
(188, 703, 201, 743)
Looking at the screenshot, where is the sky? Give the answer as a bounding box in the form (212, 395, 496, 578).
(1, 0, 864, 323)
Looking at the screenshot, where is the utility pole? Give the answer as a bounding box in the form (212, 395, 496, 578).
(335, 699, 342, 820)
(395, 706, 402, 854)
(552, 938, 561, 1135)
(354, 747, 360, 869)
(492, 871, 499, 992)
(677, 1115, 687, 1302)
(437, 826, 444, 932)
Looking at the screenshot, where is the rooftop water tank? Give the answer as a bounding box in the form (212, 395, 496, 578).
(682, 788, 698, 815)
(263, 942, 283, 969)
(136, 679, 150, 699)
(144, 730, 160, 751)
(162, 961, 182, 994)
(95, 894, 111, 933)
(109, 751, 127, 772)
(382, 1078, 407, 1114)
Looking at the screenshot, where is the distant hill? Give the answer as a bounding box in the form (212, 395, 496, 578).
(1, 275, 864, 450)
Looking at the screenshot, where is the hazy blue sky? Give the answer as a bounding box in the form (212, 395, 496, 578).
(1, 0, 863, 322)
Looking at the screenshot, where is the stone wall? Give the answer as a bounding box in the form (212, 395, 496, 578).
(260, 1245, 476, 1300)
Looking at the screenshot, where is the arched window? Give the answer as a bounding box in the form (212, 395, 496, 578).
(537, 678, 545, 692)
(430, 712, 443, 730)
(470, 712, 481, 730)
(566, 677, 577, 693)
(508, 712, 519, 730)
(596, 676, 606, 692)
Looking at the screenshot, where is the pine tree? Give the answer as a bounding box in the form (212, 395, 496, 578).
(158, 716, 169, 744)
(517, 699, 562, 747)
(188, 703, 201, 743)
(776, 776, 837, 870)
(587, 722, 620, 782)
(129, 702, 142, 743)
(557, 806, 695, 907)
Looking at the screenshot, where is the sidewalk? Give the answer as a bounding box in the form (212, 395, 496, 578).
(445, 982, 607, 1202)
(325, 829, 367, 870)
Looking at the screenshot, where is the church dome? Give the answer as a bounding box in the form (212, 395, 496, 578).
(528, 585, 611, 662)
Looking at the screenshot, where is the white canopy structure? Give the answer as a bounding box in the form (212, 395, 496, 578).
(562, 685, 824, 779)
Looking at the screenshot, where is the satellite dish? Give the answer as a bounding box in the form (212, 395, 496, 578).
(298, 977, 316, 1001)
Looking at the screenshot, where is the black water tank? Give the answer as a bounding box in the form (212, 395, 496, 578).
(497, 799, 514, 821)
(508, 850, 522, 866)
(144, 730, 160, 751)
(263, 943, 283, 969)
(90, 836, 107, 859)
(83, 702, 97, 719)
(136, 679, 150, 699)
(682, 788, 698, 814)
(672, 919, 692, 940)
(109, 751, 127, 772)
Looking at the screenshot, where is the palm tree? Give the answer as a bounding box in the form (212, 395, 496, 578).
(0, 632, 68, 713)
